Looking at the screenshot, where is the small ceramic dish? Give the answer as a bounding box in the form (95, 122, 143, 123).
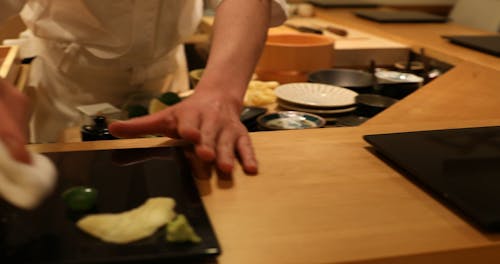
(257, 111, 326, 130)
(375, 71, 424, 84)
(355, 94, 398, 117)
(336, 115, 370, 127)
(277, 98, 356, 114)
(275, 82, 358, 108)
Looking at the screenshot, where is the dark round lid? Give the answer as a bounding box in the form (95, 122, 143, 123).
(308, 69, 374, 89)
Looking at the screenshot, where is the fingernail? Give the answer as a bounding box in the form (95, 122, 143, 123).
(245, 160, 258, 175)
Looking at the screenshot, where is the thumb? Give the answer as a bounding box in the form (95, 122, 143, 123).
(108, 112, 175, 138)
(2, 137, 32, 164)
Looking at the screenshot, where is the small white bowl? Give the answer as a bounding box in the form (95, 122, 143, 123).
(257, 111, 326, 130)
(375, 71, 424, 84)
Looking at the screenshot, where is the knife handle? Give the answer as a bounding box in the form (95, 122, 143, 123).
(324, 26, 348, 37)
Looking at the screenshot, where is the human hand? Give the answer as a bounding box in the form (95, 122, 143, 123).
(108, 90, 258, 176)
(0, 78, 31, 164)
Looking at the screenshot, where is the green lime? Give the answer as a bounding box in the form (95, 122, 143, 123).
(62, 186, 98, 211)
(158, 92, 181, 106)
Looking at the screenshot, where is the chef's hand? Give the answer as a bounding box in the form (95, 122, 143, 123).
(108, 89, 258, 176)
(0, 78, 32, 164)
(110, 0, 275, 176)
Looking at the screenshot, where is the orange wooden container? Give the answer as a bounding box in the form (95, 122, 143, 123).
(256, 33, 334, 83)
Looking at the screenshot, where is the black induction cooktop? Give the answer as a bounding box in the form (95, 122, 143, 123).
(354, 10, 448, 23)
(0, 147, 220, 263)
(364, 126, 500, 232)
(443, 35, 500, 57)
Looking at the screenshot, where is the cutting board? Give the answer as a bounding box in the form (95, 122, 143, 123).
(200, 16, 409, 68)
(277, 17, 410, 68)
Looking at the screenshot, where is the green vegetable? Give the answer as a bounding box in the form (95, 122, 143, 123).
(127, 104, 149, 118)
(62, 186, 98, 211)
(158, 92, 181, 106)
(166, 214, 202, 243)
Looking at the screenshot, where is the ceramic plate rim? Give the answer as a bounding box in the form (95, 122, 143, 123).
(257, 111, 326, 130)
(375, 71, 424, 83)
(277, 99, 356, 114)
(275, 83, 359, 108)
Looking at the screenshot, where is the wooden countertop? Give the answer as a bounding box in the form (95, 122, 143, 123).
(315, 8, 500, 70)
(28, 8, 500, 264)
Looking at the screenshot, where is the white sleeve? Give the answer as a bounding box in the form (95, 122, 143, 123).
(0, 0, 26, 25)
(212, 0, 288, 27)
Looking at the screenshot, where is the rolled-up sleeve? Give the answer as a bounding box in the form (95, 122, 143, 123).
(0, 0, 26, 24)
(213, 0, 288, 27)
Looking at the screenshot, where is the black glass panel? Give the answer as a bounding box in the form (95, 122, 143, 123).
(0, 147, 220, 263)
(364, 126, 500, 232)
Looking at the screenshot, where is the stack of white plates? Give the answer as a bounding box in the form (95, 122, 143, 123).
(274, 83, 358, 122)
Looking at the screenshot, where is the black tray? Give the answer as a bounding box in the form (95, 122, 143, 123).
(443, 35, 500, 57)
(0, 147, 220, 263)
(364, 126, 500, 232)
(354, 10, 448, 23)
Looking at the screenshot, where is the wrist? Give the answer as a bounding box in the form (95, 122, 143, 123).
(195, 71, 248, 105)
(193, 82, 244, 114)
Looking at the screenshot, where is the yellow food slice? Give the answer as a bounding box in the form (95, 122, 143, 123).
(76, 197, 176, 244)
(244, 80, 280, 106)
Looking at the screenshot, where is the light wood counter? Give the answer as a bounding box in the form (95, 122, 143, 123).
(315, 8, 500, 70)
(28, 8, 500, 264)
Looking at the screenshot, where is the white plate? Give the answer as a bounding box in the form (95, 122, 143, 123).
(275, 82, 358, 108)
(277, 99, 356, 114)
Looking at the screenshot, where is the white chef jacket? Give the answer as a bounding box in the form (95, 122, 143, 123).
(0, 0, 287, 143)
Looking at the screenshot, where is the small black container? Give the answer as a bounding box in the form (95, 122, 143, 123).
(377, 82, 421, 99)
(355, 94, 398, 117)
(81, 116, 117, 141)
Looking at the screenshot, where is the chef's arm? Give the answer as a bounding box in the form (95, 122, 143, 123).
(196, 0, 273, 103)
(0, 77, 31, 164)
(109, 0, 287, 175)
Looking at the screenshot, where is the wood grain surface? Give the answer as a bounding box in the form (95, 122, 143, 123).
(26, 7, 500, 264)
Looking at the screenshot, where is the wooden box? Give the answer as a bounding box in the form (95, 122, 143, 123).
(0, 45, 21, 85)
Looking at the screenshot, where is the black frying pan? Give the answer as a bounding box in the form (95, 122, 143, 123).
(308, 69, 375, 93)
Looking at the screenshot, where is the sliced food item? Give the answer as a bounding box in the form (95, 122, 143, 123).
(244, 80, 279, 106)
(76, 197, 176, 244)
(166, 214, 202, 243)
